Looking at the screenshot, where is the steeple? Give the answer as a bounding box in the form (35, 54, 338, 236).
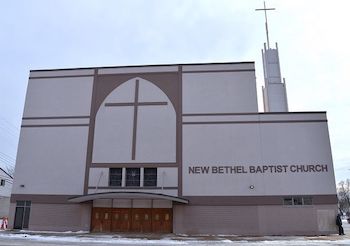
(256, 1, 288, 112)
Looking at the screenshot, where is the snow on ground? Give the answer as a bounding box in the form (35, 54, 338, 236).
(0, 222, 349, 246)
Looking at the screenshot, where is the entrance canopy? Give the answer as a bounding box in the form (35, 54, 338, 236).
(68, 191, 189, 204)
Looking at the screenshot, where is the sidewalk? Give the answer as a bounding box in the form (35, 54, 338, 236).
(0, 221, 349, 246)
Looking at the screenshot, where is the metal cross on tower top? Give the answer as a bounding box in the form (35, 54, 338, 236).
(255, 1, 276, 49)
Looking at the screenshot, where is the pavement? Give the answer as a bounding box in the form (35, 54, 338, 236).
(0, 221, 349, 245)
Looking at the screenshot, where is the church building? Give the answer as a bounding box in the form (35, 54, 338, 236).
(9, 24, 338, 234)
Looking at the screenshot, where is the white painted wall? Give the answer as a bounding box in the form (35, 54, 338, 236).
(183, 113, 336, 196)
(12, 127, 89, 195)
(23, 77, 93, 117)
(88, 168, 109, 187)
(157, 168, 178, 188)
(93, 77, 176, 163)
(182, 71, 258, 114)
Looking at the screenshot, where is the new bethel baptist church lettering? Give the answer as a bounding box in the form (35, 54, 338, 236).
(189, 164, 329, 174)
(9, 26, 338, 235)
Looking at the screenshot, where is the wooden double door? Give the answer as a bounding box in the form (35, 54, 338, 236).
(91, 208, 172, 233)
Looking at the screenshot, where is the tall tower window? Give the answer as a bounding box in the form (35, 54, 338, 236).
(144, 168, 157, 187)
(126, 168, 140, 187)
(109, 168, 122, 187)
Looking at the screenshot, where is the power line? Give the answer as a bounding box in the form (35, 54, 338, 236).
(0, 155, 15, 165)
(0, 151, 16, 162)
(0, 116, 20, 132)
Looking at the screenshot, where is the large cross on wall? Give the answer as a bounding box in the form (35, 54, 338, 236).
(105, 79, 168, 160)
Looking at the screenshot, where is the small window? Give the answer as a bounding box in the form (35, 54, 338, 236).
(283, 198, 293, 205)
(126, 168, 140, 187)
(144, 214, 149, 220)
(0, 179, 5, 186)
(283, 196, 313, 206)
(16, 201, 25, 207)
(109, 168, 122, 187)
(104, 213, 109, 220)
(144, 168, 157, 187)
(303, 197, 313, 205)
(293, 197, 303, 205)
(95, 213, 99, 219)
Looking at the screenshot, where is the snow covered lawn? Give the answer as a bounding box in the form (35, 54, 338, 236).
(0, 222, 349, 245)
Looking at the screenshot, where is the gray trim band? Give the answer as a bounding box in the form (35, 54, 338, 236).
(183, 120, 327, 125)
(84, 69, 98, 195)
(22, 116, 90, 120)
(10, 194, 78, 204)
(29, 75, 94, 79)
(182, 111, 327, 116)
(91, 163, 178, 168)
(10, 194, 336, 206)
(21, 124, 90, 128)
(30, 61, 254, 73)
(105, 102, 168, 107)
(182, 69, 255, 74)
(132, 79, 140, 160)
(88, 186, 177, 190)
(184, 195, 338, 206)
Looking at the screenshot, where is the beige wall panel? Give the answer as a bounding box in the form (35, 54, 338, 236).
(182, 72, 258, 114)
(157, 168, 178, 187)
(153, 200, 172, 208)
(183, 124, 261, 196)
(22, 118, 90, 126)
(93, 199, 112, 208)
(174, 204, 337, 235)
(113, 199, 132, 208)
(30, 69, 94, 77)
(7, 203, 16, 229)
(88, 168, 109, 187)
(258, 205, 337, 235)
(259, 122, 336, 195)
(133, 199, 152, 208)
(183, 120, 336, 196)
(13, 127, 88, 195)
(23, 77, 93, 117)
(173, 205, 259, 235)
(98, 66, 178, 74)
(28, 203, 91, 232)
(93, 106, 134, 162)
(182, 63, 254, 72)
(137, 106, 176, 162)
(0, 197, 10, 217)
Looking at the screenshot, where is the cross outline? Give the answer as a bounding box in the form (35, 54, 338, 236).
(105, 79, 168, 160)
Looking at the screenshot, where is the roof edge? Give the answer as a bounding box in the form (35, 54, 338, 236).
(68, 191, 189, 204)
(30, 61, 255, 72)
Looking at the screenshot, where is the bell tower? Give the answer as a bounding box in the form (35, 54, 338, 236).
(256, 1, 288, 112)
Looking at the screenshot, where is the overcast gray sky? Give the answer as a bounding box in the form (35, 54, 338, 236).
(0, 0, 349, 182)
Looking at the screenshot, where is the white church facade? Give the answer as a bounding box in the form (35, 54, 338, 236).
(9, 36, 338, 234)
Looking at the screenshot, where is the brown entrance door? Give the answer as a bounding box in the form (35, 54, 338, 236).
(152, 208, 172, 233)
(91, 207, 172, 233)
(91, 208, 111, 232)
(130, 208, 152, 232)
(111, 208, 131, 232)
